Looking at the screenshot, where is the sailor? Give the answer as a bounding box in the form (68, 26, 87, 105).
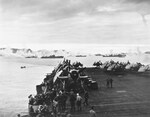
(28, 94, 34, 105)
(83, 91, 89, 106)
(69, 90, 76, 112)
(29, 105, 34, 116)
(106, 78, 110, 88)
(76, 93, 82, 111)
(38, 105, 44, 113)
(65, 111, 72, 117)
(57, 93, 63, 111)
(52, 100, 58, 117)
(61, 90, 68, 110)
(109, 78, 113, 88)
(89, 106, 97, 117)
(51, 88, 56, 101)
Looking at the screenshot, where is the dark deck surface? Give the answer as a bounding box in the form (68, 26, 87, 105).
(72, 68, 150, 117)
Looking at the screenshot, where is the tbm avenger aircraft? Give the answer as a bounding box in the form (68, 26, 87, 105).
(36, 59, 98, 95)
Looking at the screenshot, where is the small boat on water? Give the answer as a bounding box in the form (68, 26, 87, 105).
(21, 66, 26, 69)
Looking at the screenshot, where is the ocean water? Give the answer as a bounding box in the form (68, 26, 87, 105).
(0, 54, 150, 117)
(0, 57, 56, 117)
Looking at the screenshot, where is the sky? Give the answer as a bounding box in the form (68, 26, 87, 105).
(0, 0, 150, 53)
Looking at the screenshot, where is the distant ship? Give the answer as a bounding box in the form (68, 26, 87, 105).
(102, 54, 126, 58)
(145, 51, 150, 54)
(41, 55, 64, 59)
(25, 56, 37, 58)
(75, 55, 87, 57)
(94, 54, 102, 56)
